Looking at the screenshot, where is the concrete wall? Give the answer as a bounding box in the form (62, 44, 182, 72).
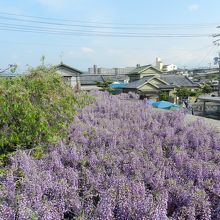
(81, 85, 99, 91)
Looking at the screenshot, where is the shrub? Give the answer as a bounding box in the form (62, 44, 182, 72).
(1, 92, 220, 219)
(202, 83, 213, 94)
(96, 80, 114, 92)
(0, 66, 93, 163)
(159, 91, 169, 101)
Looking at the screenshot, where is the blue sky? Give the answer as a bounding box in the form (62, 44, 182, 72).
(0, 0, 220, 72)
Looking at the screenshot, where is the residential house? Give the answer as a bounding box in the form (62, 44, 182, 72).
(56, 63, 82, 89)
(123, 75, 174, 100)
(128, 65, 162, 82)
(123, 65, 199, 102)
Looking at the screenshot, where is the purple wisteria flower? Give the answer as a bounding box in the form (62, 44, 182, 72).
(0, 92, 220, 219)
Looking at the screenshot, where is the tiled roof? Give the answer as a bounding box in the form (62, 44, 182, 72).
(124, 74, 199, 90)
(128, 65, 161, 74)
(124, 76, 154, 89)
(56, 63, 83, 74)
(160, 75, 199, 87)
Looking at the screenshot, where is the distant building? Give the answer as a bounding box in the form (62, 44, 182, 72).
(155, 57, 177, 72)
(162, 64, 178, 72)
(88, 65, 136, 75)
(155, 57, 164, 70)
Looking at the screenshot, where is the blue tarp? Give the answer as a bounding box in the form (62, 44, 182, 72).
(152, 100, 180, 110)
(111, 83, 128, 89)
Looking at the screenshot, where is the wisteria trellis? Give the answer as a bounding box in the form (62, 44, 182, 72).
(1, 92, 220, 220)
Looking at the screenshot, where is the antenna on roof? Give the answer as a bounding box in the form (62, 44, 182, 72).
(59, 51, 64, 64)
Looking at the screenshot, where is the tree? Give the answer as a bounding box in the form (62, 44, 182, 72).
(96, 80, 113, 92)
(175, 87, 192, 99)
(189, 88, 202, 97)
(201, 83, 212, 94)
(159, 91, 169, 101)
(0, 66, 93, 165)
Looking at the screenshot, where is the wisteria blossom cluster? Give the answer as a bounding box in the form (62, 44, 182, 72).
(1, 92, 220, 219)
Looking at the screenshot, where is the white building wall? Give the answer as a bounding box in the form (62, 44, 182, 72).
(57, 69, 79, 88)
(155, 57, 178, 72)
(155, 57, 163, 70)
(164, 64, 177, 72)
(88, 66, 136, 75)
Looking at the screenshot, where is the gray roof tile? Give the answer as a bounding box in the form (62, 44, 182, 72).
(56, 63, 83, 74)
(128, 65, 161, 74)
(160, 75, 199, 87)
(124, 76, 154, 89)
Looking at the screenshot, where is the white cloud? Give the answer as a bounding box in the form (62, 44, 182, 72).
(188, 4, 199, 12)
(81, 47, 94, 54)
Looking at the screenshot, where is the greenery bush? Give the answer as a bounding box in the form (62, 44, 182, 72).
(201, 83, 213, 94)
(0, 66, 94, 164)
(175, 87, 203, 99)
(96, 80, 113, 92)
(159, 91, 169, 101)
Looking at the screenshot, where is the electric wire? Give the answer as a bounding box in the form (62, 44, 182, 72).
(0, 22, 211, 37)
(0, 15, 217, 30)
(0, 11, 218, 28)
(0, 22, 212, 36)
(195, 46, 216, 67)
(0, 12, 215, 38)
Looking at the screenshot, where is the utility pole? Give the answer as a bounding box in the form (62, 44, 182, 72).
(218, 53, 220, 97)
(213, 30, 220, 96)
(213, 54, 220, 96)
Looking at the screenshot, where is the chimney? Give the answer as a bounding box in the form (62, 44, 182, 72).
(93, 65, 97, 74)
(114, 68, 119, 75)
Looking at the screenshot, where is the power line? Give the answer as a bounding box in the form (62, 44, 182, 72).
(0, 11, 214, 38)
(0, 27, 210, 38)
(0, 40, 212, 50)
(0, 22, 211, 37)
(0, 11, 218, 28)
(0, 14, 217, 30)
(195, 46, 216, 67)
